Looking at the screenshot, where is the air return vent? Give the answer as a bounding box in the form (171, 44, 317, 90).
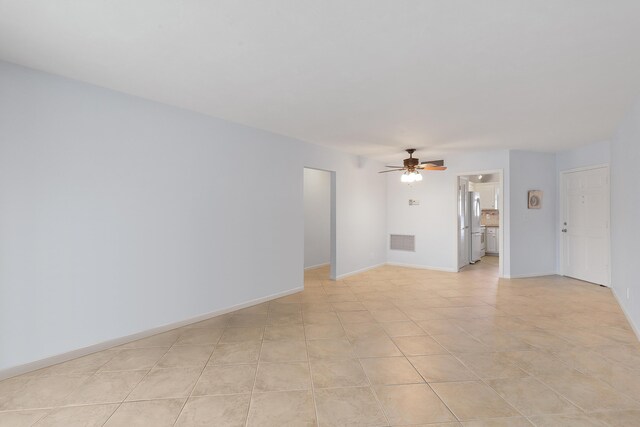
(390, 234, 415, 251)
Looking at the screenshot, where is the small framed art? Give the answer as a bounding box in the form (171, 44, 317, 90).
(528, 190, 542, 209)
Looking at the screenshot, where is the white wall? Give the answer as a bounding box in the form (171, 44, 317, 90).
(555, 141, 611, 272)
(509, 151, 557, 278)
(386, 150, 511, 275)
(0, 61, 387, 373)
(611, 98, 640, 335)
(556, 140, 610, 172)
(301, 146, 387, 278)
(304, 169, 331, 269)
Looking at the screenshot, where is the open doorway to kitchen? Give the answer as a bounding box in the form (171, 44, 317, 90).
(456, 170, 504, 277)
(303, 168, 336, 283)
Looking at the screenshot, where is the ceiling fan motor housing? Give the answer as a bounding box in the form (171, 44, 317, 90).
(403, 157, 419, 169)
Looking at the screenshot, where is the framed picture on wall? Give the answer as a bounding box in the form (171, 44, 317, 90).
(528, 190, 542, 209)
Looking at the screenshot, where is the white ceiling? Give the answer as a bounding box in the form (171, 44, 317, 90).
(1, 1, 640, 162)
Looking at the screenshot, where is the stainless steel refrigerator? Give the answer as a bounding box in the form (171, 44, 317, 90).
(469, 192, 483, 263)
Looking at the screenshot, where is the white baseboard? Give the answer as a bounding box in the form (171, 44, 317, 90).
(304, 263, 330, 271)
(504, 272, 558, 279)
(336, 263, 386, 280)
(0, 286, 303, 381)
(386, 262, 458, 273)
(612, 288, 640, 341)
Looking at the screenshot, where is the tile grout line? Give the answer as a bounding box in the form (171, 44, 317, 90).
(426, 319, 532, 423)
(387, 284, 464, 425)
(243, 308, 268, 427)
(469, 322, 640, 417)
(101, 342, 176, 426)
(9, 349, 125, 420)
(429, 316, 612, 422)
(172, 317, 229, 427)
(547, 347, 640, 408)
(303, 300, 323, 427)
(334, 296, 392, 427)
(381, 276, 517, 423)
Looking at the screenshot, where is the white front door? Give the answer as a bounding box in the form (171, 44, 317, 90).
(561, 166, 610, 286)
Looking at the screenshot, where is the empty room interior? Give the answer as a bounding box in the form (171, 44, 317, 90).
(2, 2, 640, 426)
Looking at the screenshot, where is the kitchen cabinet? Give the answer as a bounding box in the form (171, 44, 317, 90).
(475, 182, 499, 210)
(486, 227, 499, 254)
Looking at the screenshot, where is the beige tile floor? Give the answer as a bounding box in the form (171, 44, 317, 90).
(2, 256, 640, 426)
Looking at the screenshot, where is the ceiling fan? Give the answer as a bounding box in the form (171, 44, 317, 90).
(379, 149, 447, 182)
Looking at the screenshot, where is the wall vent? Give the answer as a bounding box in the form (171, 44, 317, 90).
(390, 234, 415, 251)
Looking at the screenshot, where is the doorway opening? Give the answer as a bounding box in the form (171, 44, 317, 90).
(456, 170, 504, 277)
(303, 168, 336, 282)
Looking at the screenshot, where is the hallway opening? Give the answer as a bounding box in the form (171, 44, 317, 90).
(303, 168, 336, 282)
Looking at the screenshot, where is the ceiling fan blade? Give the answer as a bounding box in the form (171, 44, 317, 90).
(423, 166, 447, 171)
(385, 165, 404, 168)
(378, 169, 405, 173)
(420, 160, 445, 167)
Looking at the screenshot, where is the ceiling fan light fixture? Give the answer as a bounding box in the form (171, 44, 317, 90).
(400, 171, 421, 183)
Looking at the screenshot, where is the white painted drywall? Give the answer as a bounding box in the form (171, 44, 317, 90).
(0, 61, 387, 372)
(556, 140, 611, 172)
(509, 151, 557, 278)
(611, 98, 640, 335)
(304, 169, 331, 269)
(386, 150, 510, 276)
(555, 141, 611, 272)
(303, 146, 387, 278)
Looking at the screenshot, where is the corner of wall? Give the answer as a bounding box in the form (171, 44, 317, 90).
(610, 97, 640, 336)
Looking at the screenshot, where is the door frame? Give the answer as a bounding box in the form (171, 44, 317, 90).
(455, 169, 505, 278)
(303, 167, 337, 281)
(559, 164, 611, 287)
(457, 177, 470, 270)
